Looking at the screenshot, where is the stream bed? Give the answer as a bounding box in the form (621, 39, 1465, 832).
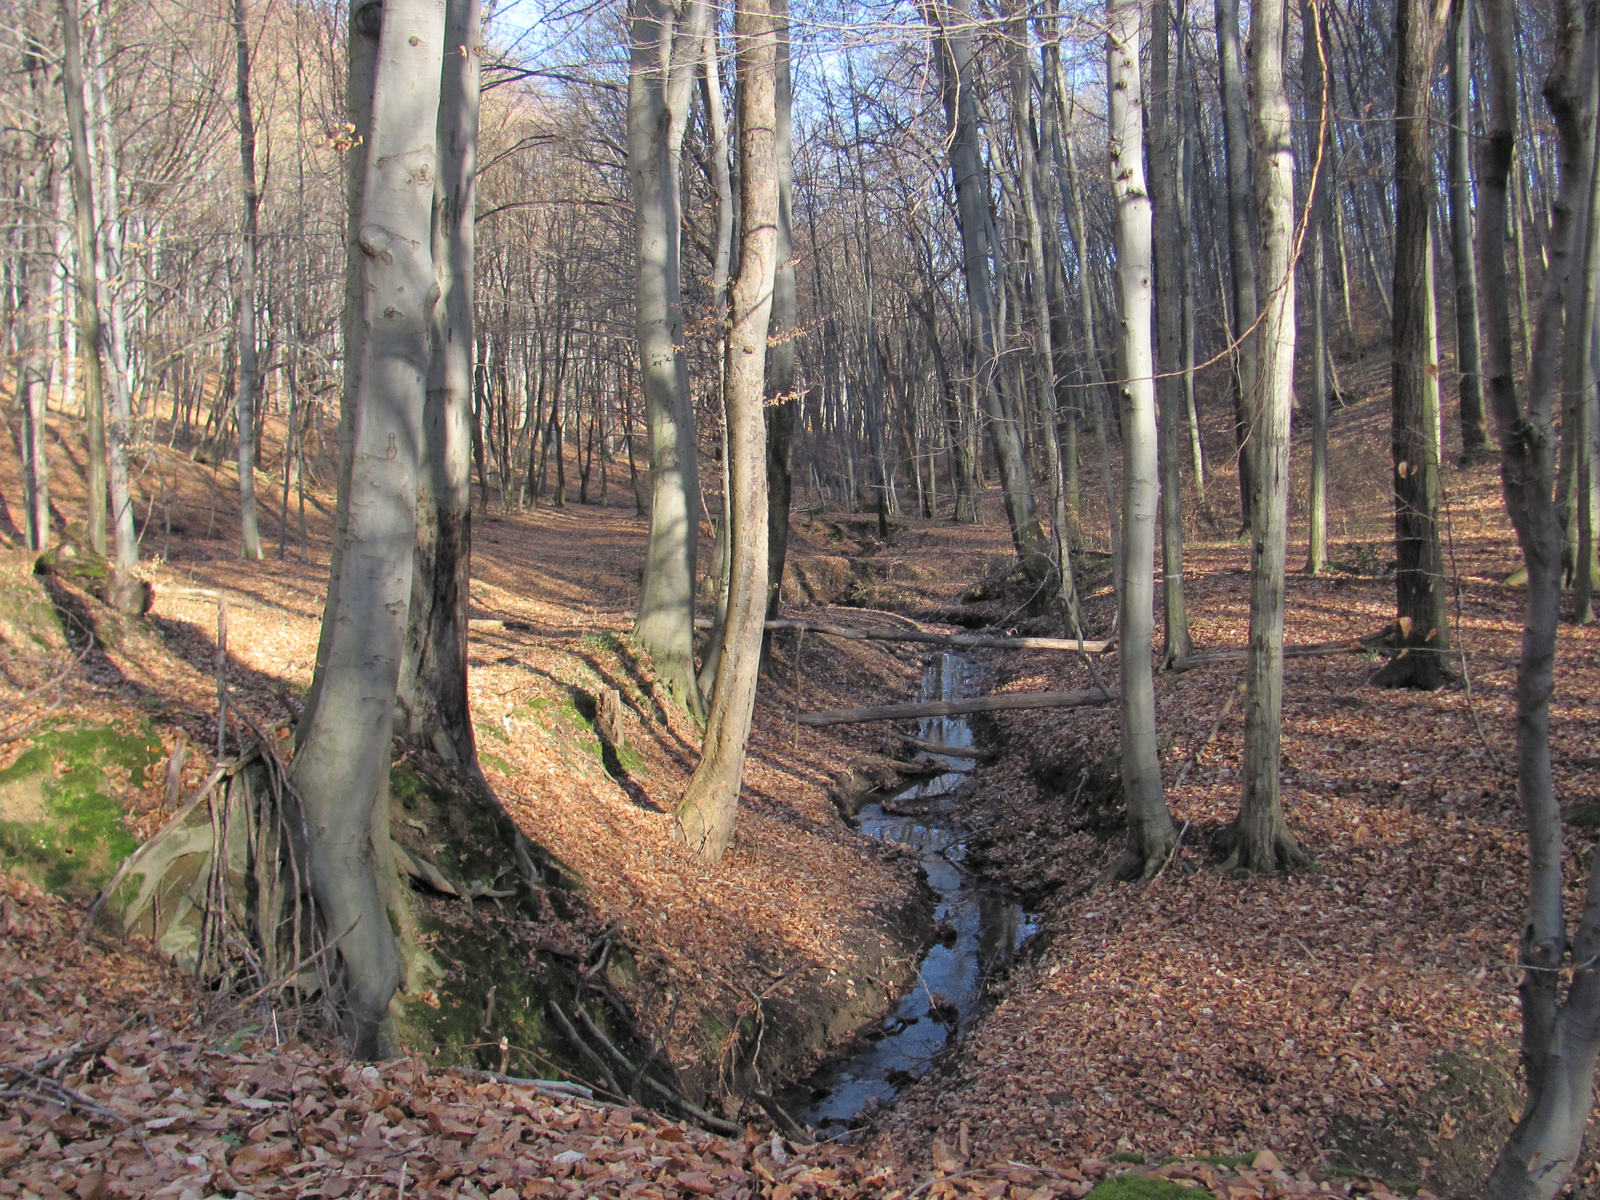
(792, 652, 1038, 1137)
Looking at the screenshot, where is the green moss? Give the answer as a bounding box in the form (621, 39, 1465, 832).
(480, 721, 511, 744)
(1084, 1175, 1195, 1200)
(0, 720, 162, 901)
(393, 914, 632, 1086)
(1109, 1151, 1147, 1165)
(1322, 1046, 1517, 1197)
(480, 751, 514, 774)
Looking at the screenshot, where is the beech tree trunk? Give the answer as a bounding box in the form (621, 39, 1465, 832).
(1217, 0, 1258, 530)
(1006, 0, 1082, 631)
(398, 0, 480, 769)
(763, 0, 797, 649)
(1106, 0, 1177, 880)
(292, 0, 444, 1056)
(1150, 0, 1191, 664)
(232, 0, 264, 559)
(1480, 0, 1600, 1190)
(59, 0, 108, 560)
(629, 0, 711, 716)
(18, 29, 53, 553)
(927, 0, 1049, 577)
(673, 0, 779, 865)
(1447, 0, 1490, 463)
(1376, 0, 1452, 690)
(1302, 0, 1329, 575)
(1224, 0, 1305, 874)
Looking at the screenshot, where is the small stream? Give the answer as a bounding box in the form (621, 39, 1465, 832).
(794, 652, 1038, 1136)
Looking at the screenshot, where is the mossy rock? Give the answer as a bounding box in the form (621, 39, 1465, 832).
(1085, 1174, 1198, 1200)
(0, 552, 68, 654)
(1323, 1046, 1518, 1197)
(0, 720, 162, 902)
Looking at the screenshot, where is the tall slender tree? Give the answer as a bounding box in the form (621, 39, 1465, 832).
(1377, 0, 1452, 690)
(1225, 0, 1305, 873)
(629, 0, 711, 716)
(1106, 0, 1177, 880)
(673, 0, 780, 864)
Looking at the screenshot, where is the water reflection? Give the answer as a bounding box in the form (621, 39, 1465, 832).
(795, 653, 1039, 1135)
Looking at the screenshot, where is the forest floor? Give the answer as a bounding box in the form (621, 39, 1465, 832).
(4, 361, 1600, 1198)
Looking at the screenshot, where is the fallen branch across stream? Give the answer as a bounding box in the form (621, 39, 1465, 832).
(799, 687, 1118, 728)
(761, 618, 1111, 654)
(618, 612, 1112, 653)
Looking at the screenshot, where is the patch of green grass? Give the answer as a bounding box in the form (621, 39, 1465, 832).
(479, 751, 514, 774)
(1084, 1174, 1194, 1200)
(1108, 1151, 1147, 1165)
(480, 720, 511, 744)
(0, 720, 162, 901)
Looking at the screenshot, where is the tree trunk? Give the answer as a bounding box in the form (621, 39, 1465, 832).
(1479, 0, 1600, 1189)
(18, 30, 53, 553)
(629, 0, 710, 716)
(291, 0, 443, 1057)
(59, 0, 108, 560)
(1375, 0, 1452, 690)
(1007, 1, 1082, 631)
(927, 0, 1049, 577)
(1224, 0, 1305, 874)
(1150, 0, 1191, 664)
(763, 0, 797, 662)
(1303, 0, 1329, 575)
(1106, 0, 1177, 880)
(397, 0, 480, 769)
(1217, 0, 1258, 530)
(233, 0, 265, 559)
(673, 0, 779, 865)
(1447, 0, 1490, 463)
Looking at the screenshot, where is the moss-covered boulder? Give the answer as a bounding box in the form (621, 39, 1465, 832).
(0, 720, 162, 903)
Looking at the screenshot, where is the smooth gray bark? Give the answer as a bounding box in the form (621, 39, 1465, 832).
(292, 0, 444, 1056)
(629, 0, 711, 716)
(1151, 0, 1192, 664)
(1107, 0, 1177, 880)
(232, 0, 264, 559)
(1447, 0, 1490, 463)
(59, 0, 108, 561)
(673, 0, 779, 864)
(1006, 1, 1081, 630)
(927, 0, 1049, 575)
(1303, 0, 1329, 575)
(18, 30, 53, 552)
(398, 0, 480, 767)
(1217, 0, 1258, 530)
(1225, 0, 1305, 874)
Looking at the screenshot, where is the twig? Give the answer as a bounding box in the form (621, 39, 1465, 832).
(1147, 820, 1191, 884)
(0, 1063, 152, 1157)
(1173, 681, 1245, 788)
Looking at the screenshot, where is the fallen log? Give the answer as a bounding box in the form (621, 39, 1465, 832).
(799, 687, 1118, 728)
(765, 617, 1111, 654)
(1174, 631, 1390, 668)
(632, 612, 1111, 653)
(897, 734, 996, 760)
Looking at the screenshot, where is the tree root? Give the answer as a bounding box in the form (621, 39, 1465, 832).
(1214, 818, 1308, 875)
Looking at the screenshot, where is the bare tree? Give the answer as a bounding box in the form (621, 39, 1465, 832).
(1106, 0, 1177, 881)
(673, 0, 780, 864)
(1223, 0, 1305, 874)
(629, 0, 711, 716)
(1479, 0, 1600, 1188)
(291, 0, 444, 1056)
